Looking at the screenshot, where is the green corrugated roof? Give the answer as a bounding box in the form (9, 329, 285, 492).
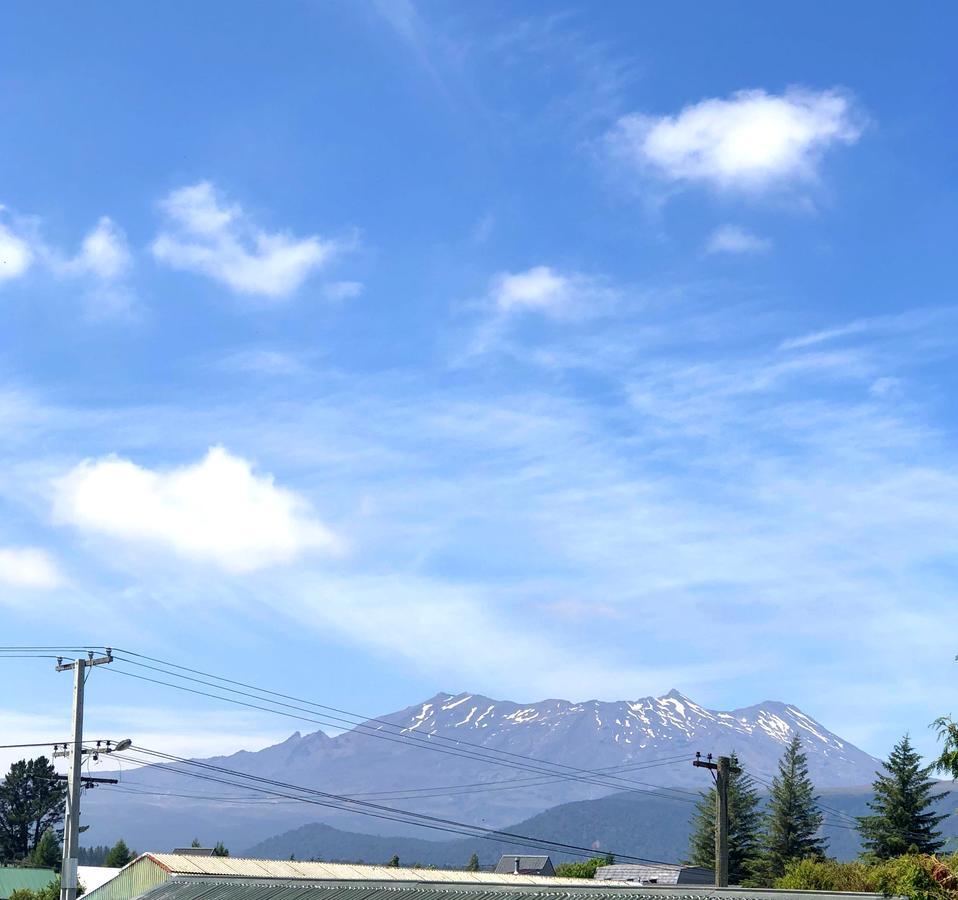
(134, 876, 895, 900)
(0, 867, 57, 899)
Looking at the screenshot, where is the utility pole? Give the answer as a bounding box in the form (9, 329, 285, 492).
(693, 752, 741, 887)
(54, 650, 114, 900)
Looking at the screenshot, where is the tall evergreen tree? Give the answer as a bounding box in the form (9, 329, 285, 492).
(103, 839, 135, 868)
(27, 829, 62, 870)
(686, 754, 763, 884)
(0, 757, 67, 864)
(856, 734, 947, 859)
(211, 842, 229, 858)
(465, 853, 480, 872)
(760, 735, 827, 880)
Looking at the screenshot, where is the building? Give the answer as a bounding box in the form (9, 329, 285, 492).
(493, 856, 555, 877)
(82, 852, 898, 900)
(0, 867, 56, 900)
(595, 865, 713, 886)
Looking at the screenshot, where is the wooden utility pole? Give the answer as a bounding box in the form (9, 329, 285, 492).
(54, 650, 114, 900)
(693, 752, 741, 887)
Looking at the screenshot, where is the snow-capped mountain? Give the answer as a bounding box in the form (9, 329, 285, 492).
(80, 689, 880, 851)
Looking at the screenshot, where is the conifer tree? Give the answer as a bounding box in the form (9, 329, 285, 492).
(466, 853, 480, 872)
(27, 828, 62, 870)
(686, 754, 763, 884)
(760, 735, 827, 880)
(103, 839, 135, 868)
(856, 734, 947, 859)
(0, 757, 66, 864)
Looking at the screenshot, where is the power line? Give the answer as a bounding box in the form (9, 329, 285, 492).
(110, 650, 701, 794)
(101, 664, 699, 804)
(115, 745, 688, 867)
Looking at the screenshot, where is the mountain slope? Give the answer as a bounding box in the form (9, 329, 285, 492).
(245, 786, 958, 866)
(79, 689, 881, 851)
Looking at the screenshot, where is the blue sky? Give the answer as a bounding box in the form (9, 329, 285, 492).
(1, 1, 957, 772)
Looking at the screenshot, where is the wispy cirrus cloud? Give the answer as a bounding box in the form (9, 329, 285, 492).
(0, 207, 134, 316)
(705, 224, 771, 255)
(608, 87, 862, 194)
(151, 182, 353, 299)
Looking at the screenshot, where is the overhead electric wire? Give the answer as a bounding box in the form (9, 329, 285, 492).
(115, 745, 688, 867)
(101, 664, 699, 805)
(105, 650, 700, 802)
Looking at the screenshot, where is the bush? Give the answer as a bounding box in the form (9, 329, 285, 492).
(777, 854, 958, 900)
(554, 855, 614, 879)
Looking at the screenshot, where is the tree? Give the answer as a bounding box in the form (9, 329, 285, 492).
(190, 839, 201, 848)
(687, 754, 763, 884)
(0, 757, 67, 864)
(387, 855, 400, 867)
(27, 828, 62, 869)
(857, 734, 948, 859)
(932, 716, 958, 781)
(212, 842, 229, 858)
(465, 853, 480, 872)
(103, 839, 135, 868)
(759, 736, 827, 880)
(554, 855, 614, 879)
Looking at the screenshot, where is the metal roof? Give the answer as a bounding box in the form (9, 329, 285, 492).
(145, 856, 605, 888)
(0, 867, 57, 900)
(134, 875, 897, 900)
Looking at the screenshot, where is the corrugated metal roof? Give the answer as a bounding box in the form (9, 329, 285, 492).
(0, 867, 57, 899)
(145, 856, 609, 888)
(134, 875, 898, 900)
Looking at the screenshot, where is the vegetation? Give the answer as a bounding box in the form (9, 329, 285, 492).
(26, 829, 62, 870)
(212, 842, 229, 858)
(9, 876, 85, 900)
(387, 854, 400, 867)
(775, 853, 958, 900)
(757, 735, 827, 880)
(554, 854, 614, 879)
(858, 735, 947, 858)
(687, 753, 763, 884)
(465, 853, 479, 871)
(0, 757, 67, 864)
(103, 839, 136, 868)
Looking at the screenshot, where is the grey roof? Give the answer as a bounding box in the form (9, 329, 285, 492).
(494, 857, 554, 875)
(133, 874, 898, 900)
(595, 867, 712, 886)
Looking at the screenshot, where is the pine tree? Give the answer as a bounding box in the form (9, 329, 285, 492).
(103, 839, 135, 868)
(0, 757, 67, 864)
(212, 843, 229, 858)
(760, 735, 827, 880)
(466, 853, 480, 872)
(387, 855, 400, 867)
(857, 734, 947, 859)
(27, 829, 62, 870)
(686, 754, 763, 884)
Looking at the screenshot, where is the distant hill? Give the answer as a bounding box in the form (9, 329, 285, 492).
(244, 785, 958, 865)
(80, 689, 883, 851)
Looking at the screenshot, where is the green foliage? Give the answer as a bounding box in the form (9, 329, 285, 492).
(858, 735, 948, 859)
(0, 757, 67, 864)
(387, 854, 400, 867)
(190, 839, 201, 848)
(465, 853, 479, 872)
(27, 829, 62, 869)
(686, 754, 763, 883)
(103, 839, 135, 868)
(211, 842, 229, 858)
(776, 853, 958, 900)
(934, 717, 958, 782)
(8, 876, 85, 900)
(758, 736, 827, 881)
(554, 855, 614, 879)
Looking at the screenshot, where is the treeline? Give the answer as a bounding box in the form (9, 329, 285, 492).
(686, 733, 958, 896)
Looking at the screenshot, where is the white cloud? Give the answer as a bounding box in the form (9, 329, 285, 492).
(492, 266, 570, 314)
(706, 224, 771, 255)
(0, 546, 64, 588)
(152, 182, 344, 298)
(52, 446, 341, 572)
(0, 223, 34, 283)
(610, 87, 861, 192)
(218, 348, 309, 377)
(63, 217, 132, 280)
